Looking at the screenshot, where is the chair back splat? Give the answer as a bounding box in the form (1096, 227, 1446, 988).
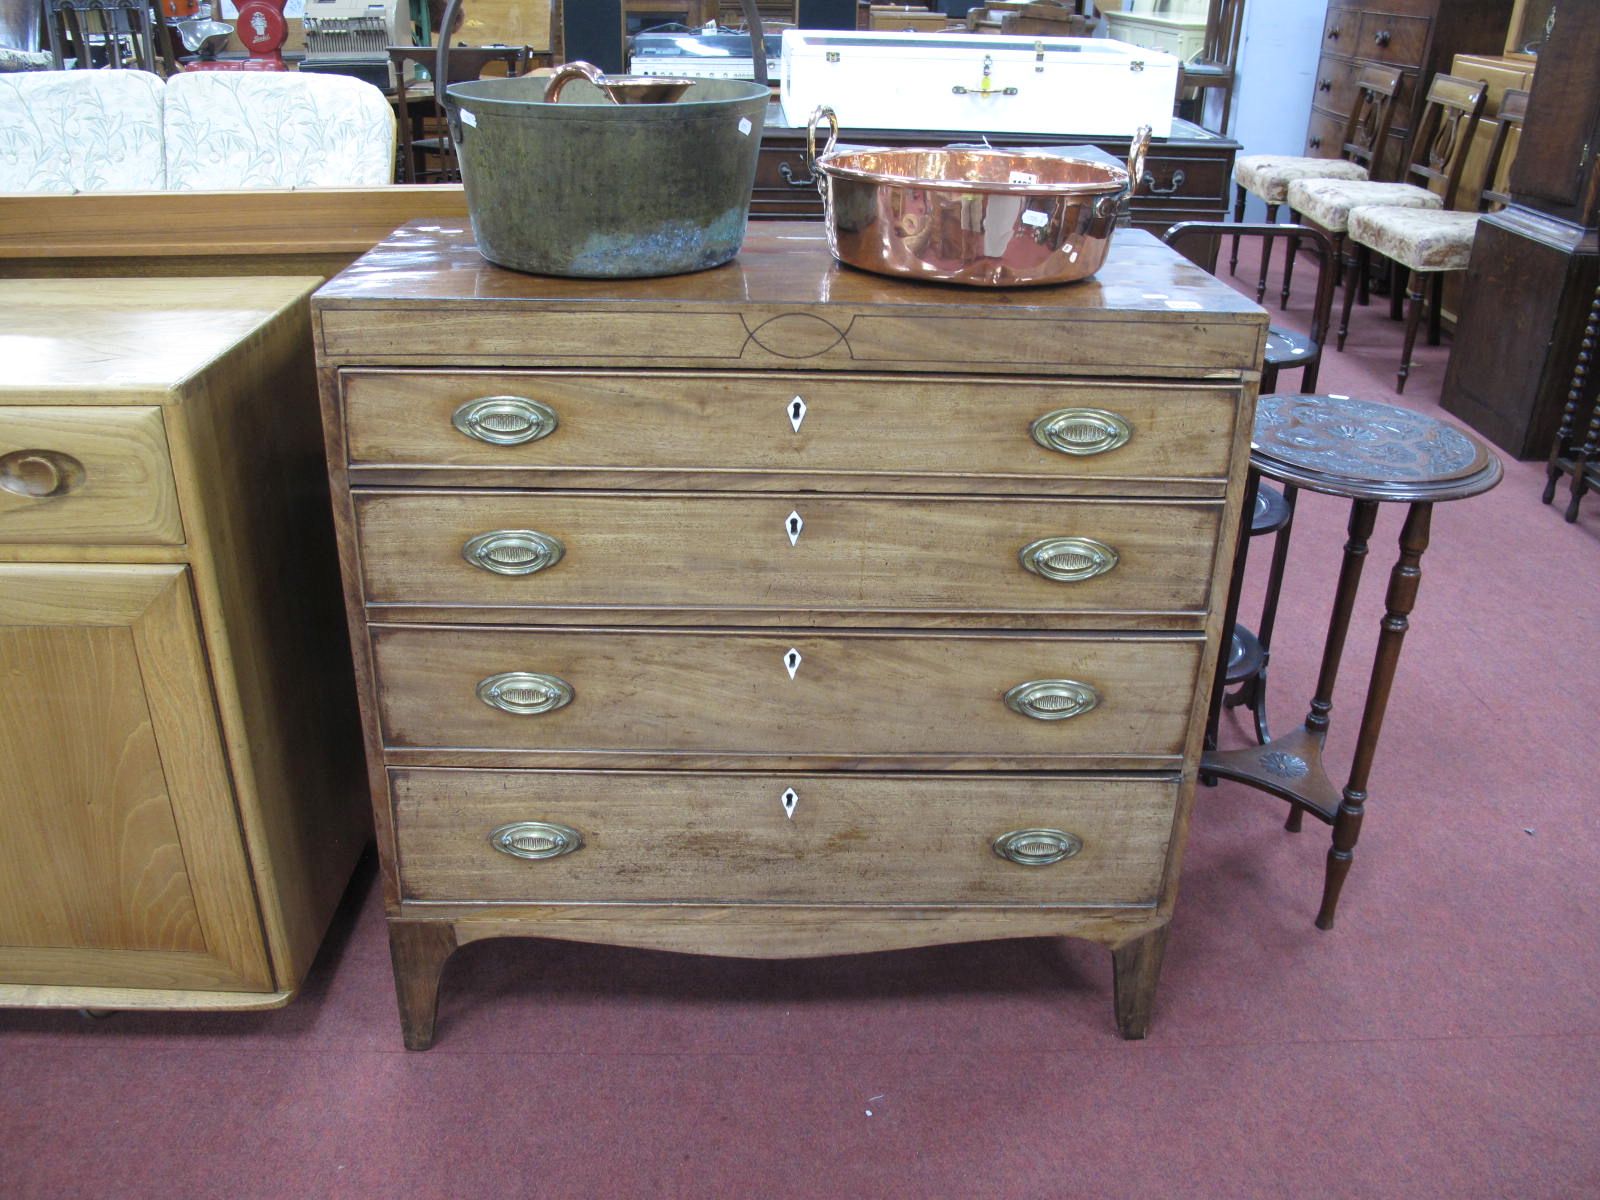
(1403, 73, 1488, 210)
(1338, 65, 1404, 181)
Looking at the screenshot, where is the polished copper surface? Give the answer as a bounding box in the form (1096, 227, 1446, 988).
(807, 111, 1150, 288)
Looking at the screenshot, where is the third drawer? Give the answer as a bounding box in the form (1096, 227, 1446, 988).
(370, 627, 1203, 767)
(355, 491, 1222, 622)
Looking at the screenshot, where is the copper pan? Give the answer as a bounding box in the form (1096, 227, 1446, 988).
(806, 106, 1151, 288)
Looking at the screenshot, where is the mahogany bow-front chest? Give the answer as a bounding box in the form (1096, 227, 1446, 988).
(312, 222, 1266, 1049)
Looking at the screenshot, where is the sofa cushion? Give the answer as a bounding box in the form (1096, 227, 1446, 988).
(0, 70, 165, 193)
(1285, 178, 1440, 234)
(1348, 205, 1480, 273)
(1234, 154, 1368, 205)
(163, 72, 395, 190)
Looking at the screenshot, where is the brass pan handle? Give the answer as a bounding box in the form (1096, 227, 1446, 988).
(993, 828, 1082, 867)
(806, 105, 839, 186)
(1127, 124, 1152, 198)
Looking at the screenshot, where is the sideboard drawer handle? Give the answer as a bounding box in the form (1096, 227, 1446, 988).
(477, 671, 574, 715)
(451, 395, 559, 445)
(1004, 678, 1099, 721)
(993, 827, 1083, 867)
(1030, 408, 1132, 456)
(462, 529, 565, 575)
(490, 821, 583, 860)
(1019, 536, 1119, 582)
(0, 449, 86, 499)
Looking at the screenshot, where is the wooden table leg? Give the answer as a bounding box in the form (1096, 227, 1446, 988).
(1205, 468, 1262, 766)
(1317, 502, 1432, 930)
(1111, 924, 1170, 1040)
(389, 919, 458, 1051)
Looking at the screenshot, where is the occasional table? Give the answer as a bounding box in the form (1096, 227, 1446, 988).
(1203, 394, 1502, 930)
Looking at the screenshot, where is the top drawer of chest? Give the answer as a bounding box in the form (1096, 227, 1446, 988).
(338, 371, 1240, 496)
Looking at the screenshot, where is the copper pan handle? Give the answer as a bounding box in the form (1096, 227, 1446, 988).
(807, 105, 839, 187)
(1127, 124, 1152, 196)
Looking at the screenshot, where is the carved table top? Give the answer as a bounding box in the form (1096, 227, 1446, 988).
(1251, 393, 1502, 502)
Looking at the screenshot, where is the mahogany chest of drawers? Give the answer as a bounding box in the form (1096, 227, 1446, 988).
(313, 222, 1266, 1049)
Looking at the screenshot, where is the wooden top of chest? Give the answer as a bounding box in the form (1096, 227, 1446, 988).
(314, 222, 1266, 379)
(1, 277, 320, 405)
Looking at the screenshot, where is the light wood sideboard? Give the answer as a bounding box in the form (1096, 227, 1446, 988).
(0, 279, 369, 1012)
(313, 222, 1267, 1049)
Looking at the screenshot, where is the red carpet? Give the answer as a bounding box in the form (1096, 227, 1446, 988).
(4, 242, 1598, 1198)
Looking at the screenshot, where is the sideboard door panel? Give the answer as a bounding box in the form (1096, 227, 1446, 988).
(0, 564, 272, 992)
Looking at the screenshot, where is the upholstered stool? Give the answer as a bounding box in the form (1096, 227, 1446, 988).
(1229, 66, 1403, 311)
(1204, 394, 1501, 929)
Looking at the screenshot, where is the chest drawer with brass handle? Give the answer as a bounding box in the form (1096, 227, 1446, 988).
(391, 768, 1180, 907)
(353, 491, 1221, 625)
(0, 407, 183, 545)
(339, 370, 1240, 494)
(369, 626, 1201, 767)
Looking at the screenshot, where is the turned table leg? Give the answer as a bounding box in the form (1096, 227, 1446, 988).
(1111, 924, 1171, 1040)
(1317, 503, 1432, 930)
(389, 919, 458, 1050)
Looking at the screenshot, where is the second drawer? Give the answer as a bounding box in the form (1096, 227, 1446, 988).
(355, 491, 1222, 621)
(370, 627, 1203, 765)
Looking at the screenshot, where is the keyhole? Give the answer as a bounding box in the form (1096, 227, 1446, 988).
(786, 510, 803, 545)
(784, 648, 801, 679)
(781, 788, 798, 819)
(788, 395, 807, 432)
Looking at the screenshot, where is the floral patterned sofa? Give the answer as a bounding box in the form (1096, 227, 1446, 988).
(0, 69, 396, 192)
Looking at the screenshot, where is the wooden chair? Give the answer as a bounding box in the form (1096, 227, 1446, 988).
(390, 44, 535, 184)
(1164, 220, 1338, 394)
(1177, 0, 1245, 136)
(1230, 65, 1404, 310)
(1343, 89, 1527, 393)
(1287, 73, 1487, 354)
(45, 0, 176, 72)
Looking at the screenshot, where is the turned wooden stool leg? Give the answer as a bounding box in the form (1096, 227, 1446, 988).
(1427, 272, 1445, 346)
(1230, 182, 1247, 275)
(1397, 276, 1426, 393)
(1204, 469, 1263, 766)
(1111, 924, 1170, 1039)
(1565, 368, 1600, 522)
(389, 919, 458, 1050)
(1318, 503, 1432, 930)
(1281, 214, 1301, 309)
(1545, 284, 1599, 507)
(1292, 499, 1377, 832)
(1249, 483, 1298, 749)
(1337, 244, 1364, 350)
(1255, 203, 1279, 303)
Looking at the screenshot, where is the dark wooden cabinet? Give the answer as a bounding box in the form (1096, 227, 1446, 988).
(1442, 2, 1600, 459)
(1306, 0, 1516, 178)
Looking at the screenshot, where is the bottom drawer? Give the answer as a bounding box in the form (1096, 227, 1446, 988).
(392, 769, 1178, 906)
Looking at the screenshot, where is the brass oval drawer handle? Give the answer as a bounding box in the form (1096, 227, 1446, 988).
(993, 827, 1083, 867)
(462, 529, 565, 575)
(451, 395, 559, 445)
(0, 449, 86, 499)
(477, 671, 574, 715)
(490, 821, 583, 860)
(1031, 408, 1132, 456)
(1004, 678, 1099, 721)
(1019, 536, 1119, 583)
